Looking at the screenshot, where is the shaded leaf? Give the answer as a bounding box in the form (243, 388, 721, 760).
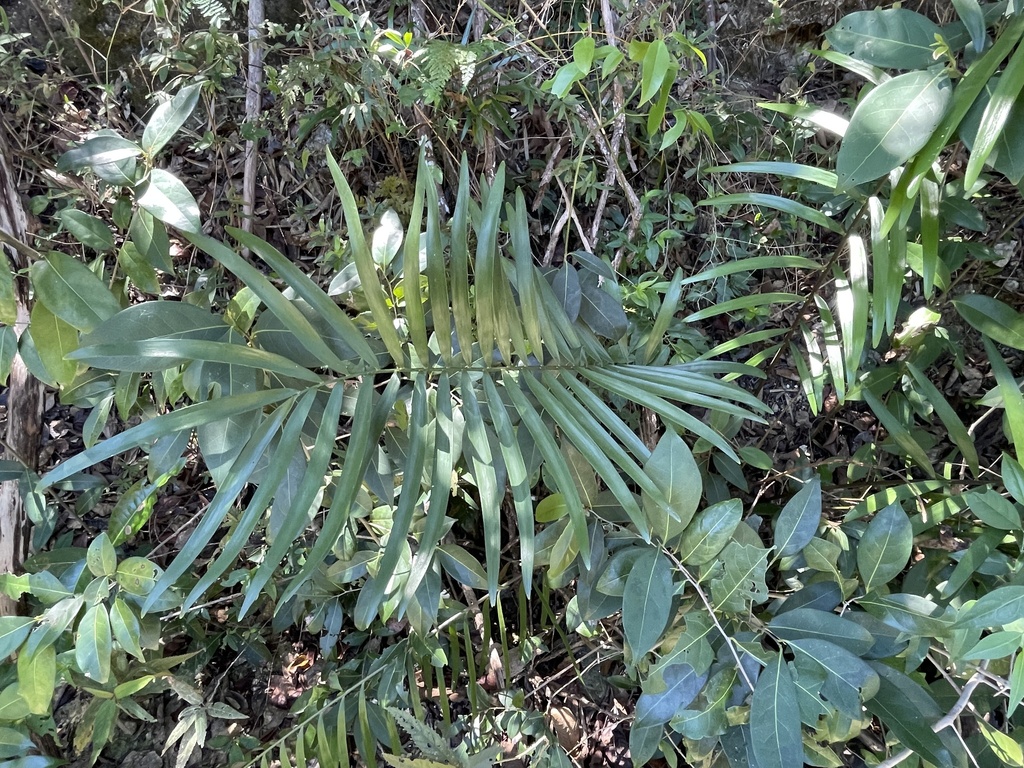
(858, 502, 912, 593)
(622, 548, 674, 660)
(750, 654, 802, 768)
(773, 478, 821, 558)
(826, 8, 941, 69)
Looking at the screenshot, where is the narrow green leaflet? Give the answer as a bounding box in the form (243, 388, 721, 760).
(677, 499, 741, 565)
(137, 169, 201, 233)
(773, 477, 821, 558)
(961, 76, 1024, 184)
(857, 502, 912, 594)
(707, 162, 837, 189)
(836, 69, 952, 189)
(30, 251, 121, 333)
(862, 390, 936, 477)
(622, 548, 674, 660)
(825, 8, 941, 69)
(952, 0, 987, 53)
(965, 38, 1024, 188)
(130, 208, 174, 273)
(954, 294, 1024, 350)
(984, 338, 1024, 465)
(697, 193, 842, 233)
(75, 603, 112, 683)
(750, 654, 802, 768)
(354, 376, 428, 628)
(40, 388, 295, 488)
(905, 362, 980, 475)
(958, 586, 1024, 628)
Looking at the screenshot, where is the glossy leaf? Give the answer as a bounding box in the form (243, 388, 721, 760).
(76, 603, 112, 683)
(110, 597, 145, 660)
(858, 502, 912, 594)
(130, 208, 174, 273)
(837, 69, 952, 189)
(0, 617, 32, 658)
(635, 663, 705, 725)
(955, 294, 1024, 350)
(29, 301, 78, 387)
(30, 252, 120, 333)
(865, 663, 955, 768)
(958, 586, 1024, 628)
(773, 477, 821, 558)
(622, 548, 674, 660)
(643, 430, 701, 543)
(769, 608, 875, 656)
(16, 643, 54, 715)
(826, 8, 942, 69)
(677, 499, 741, 565)
(59, 209, 114, 253)
(137, 169, 201, 233)
(750, 654, 802, 768)
(142, 82, 203, 155)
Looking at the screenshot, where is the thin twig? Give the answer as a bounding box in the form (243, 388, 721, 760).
(664, 549, 756, 694)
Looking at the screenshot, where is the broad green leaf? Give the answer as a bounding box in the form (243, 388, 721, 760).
(622, 548, 674, 660)
(964, 39, 1024, 188)
(595, 546, 647, 596)
(129, 209, 174, 273)
(108, 478, 158, 544)
(643, 430, 701, 543)
(773, 477, 821, 558)
(978, 719, 1024, 768)
(81, 302, 226, 347)
(0, 617, 32, 658)
(0, 726, 34, 758)
(29, 302, 77, 387)
(0, 258, 15, 328)
(437, 544, 487, 590)
(578, 274, 628, 341)
(966, 489, 1021, 530)
(858, 502, 912, 593)
(27, 572, 71, 605)
(113, 559, 158, 601)
(137, 169, 201, 233)
(371, 209, 403, 268)
(30, 252, 120, 332)
(958, 586, 1024, 628)
(117, 242, 160, 294)
(769, 608, 874, 656)
(0, 685, 29, 721)
(963, 631, 1022, 661)
(142, 82, 203, 154)
(789, 639, 879, 717)
(836, 69, 952, 190)
(676, 499, 741, 565)
(759, 101, 849, 136)
(640, 38, 672, 105)
(750, 654, 802, 768)
(1010, 650, 1024, 716)
(708, 540, 769, 612)
(110, 597, 145, 660)
(955, 294, 1024, 350)
(826, 8, 942, 69)
(17, 642, 55, 715)
(58, 209, 114, 253)
(86, 532, 117, 577)
(635, 663, 705, 725)
(952, 0, 987, 53)
(57, 134, 142, 172)
(865, 663, 957, 768)
(75, 603, 112, 683)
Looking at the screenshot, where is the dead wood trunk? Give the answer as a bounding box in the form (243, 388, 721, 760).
(0, 130, 43, 617)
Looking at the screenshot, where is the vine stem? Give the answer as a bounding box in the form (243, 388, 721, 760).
(664, 549, 757, 695)
(873, 664, 987, 768)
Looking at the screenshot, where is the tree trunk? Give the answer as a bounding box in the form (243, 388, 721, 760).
(0, 130, 43, 617)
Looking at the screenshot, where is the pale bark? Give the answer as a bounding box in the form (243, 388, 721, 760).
(0, 131, 43, 617)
